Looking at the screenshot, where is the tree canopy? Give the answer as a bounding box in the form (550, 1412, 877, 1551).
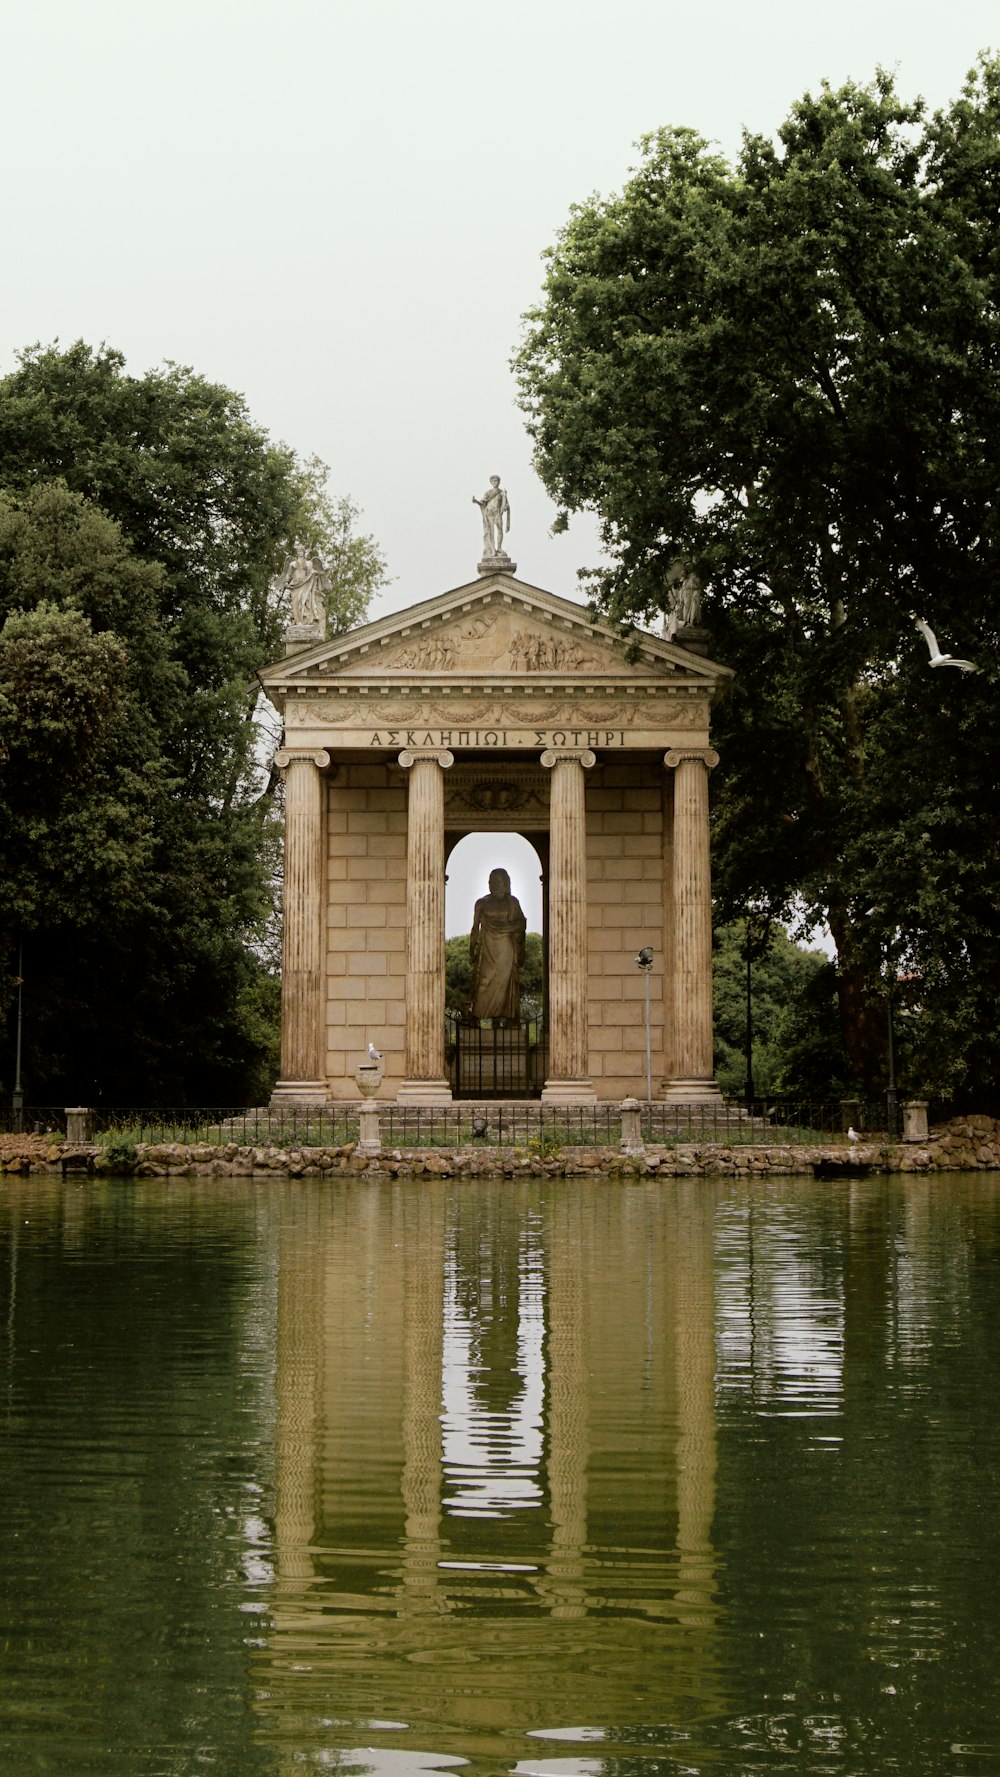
(1, 342, 388, 1106)
(515, 60, 1000, 1107)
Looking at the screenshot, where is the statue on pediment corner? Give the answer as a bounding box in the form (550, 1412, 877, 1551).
(664, 557, 703, 638)
(275, 545, 330, 630)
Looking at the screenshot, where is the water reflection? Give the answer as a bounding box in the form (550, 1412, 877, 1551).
(3, 1174, 1000, 1775)
(257, 1179, 723, 1764)
(441, 1216, 545, 1518)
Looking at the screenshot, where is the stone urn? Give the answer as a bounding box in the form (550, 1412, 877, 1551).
(355, 1062, 382, 1099)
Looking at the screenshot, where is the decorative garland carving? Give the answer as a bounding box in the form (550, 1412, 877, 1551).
(294, 695, 705, 730)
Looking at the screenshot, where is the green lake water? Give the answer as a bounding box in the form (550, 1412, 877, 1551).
(2, 1171, 999, 1775)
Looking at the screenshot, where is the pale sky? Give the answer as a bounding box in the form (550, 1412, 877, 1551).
(5, 0, 995, 934)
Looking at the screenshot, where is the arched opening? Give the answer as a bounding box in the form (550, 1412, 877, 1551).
(444, 830, 546, 1098)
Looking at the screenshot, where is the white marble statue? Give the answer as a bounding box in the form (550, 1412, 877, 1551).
(664, 557, 702, 638)
(473, 476, 511, 558)
(276, 546, 330, 628)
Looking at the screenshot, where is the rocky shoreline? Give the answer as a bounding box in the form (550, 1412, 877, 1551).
(3, 1115, 1000, 1179)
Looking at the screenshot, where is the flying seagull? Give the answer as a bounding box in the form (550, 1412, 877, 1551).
(911, 614, 979, 673)
(367, 1041, 383, 1062)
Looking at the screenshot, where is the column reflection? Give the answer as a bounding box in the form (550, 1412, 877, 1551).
(257, 1178, 723, 1762)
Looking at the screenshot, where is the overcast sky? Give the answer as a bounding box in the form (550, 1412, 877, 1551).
(5, 0, 995, 933)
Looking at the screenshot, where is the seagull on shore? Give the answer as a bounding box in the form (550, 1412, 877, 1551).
(847, 1126, 862, 1145)
(911, 614, 979, 673)
(367, 1041, 383, 1062)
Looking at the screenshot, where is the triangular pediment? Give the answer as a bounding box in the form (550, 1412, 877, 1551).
(260, 573, 732, 696)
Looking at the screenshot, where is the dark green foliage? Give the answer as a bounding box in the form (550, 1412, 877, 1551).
(516, 61, 1000, 1106)
(713, 921, 851, 1100)
(0, 343, 386, 1105)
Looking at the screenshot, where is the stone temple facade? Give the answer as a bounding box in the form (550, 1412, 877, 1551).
(259, 566, 732, 1105)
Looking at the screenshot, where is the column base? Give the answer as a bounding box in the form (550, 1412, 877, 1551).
(541, 1078, 597, 1105)
(270, 1079, 329, 1106)
(395, 1079, 453, 1105)
(661, 1077, 724, 1104)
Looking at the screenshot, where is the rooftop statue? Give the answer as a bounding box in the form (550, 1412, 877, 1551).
(664, 557, 703, 638)
(276, 546, 330, 630)
(473, 475, 512, 560)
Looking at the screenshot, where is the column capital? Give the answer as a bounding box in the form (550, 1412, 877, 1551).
(540, 747, 596, 770)
(664, 747, 719, 772)
(398, 748, 454, 770)
(274, 747, 332, 771)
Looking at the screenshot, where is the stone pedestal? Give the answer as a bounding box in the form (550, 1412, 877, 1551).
(271, 749, 330, 1105)
(903, 1099, 929, 1143)
(620, 1097, 645, 1156)
(284, 621, 325, 653)
(663, 749, 722, 1103)
(477, 552, 517, 577)
(65, 1107, 93, 1144)
(397, 749, 454, 1104)
(541, 748, 596, 1104)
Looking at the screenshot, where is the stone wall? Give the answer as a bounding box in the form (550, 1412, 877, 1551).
(5, 1116, 1000, 1179)
(326, 763, 408, 1093)
(585, 763, 666, 1097)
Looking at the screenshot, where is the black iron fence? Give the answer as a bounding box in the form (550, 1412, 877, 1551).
(0, 1098, 896, 1149)
(0, 1105, 360, 1147)
(2, 1094, 946, 1154)
(446, 1015, 546, 1098)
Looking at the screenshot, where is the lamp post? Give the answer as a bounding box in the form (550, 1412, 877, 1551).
(635, 946, 654, 1108)
(744, 924, 754, 1112)
(886, 987, 898, 1142)
(12, 940, 24, 1135)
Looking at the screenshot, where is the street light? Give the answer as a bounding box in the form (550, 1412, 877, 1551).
(11, 940, 24, 1135)
(635, 946, 654, 1107)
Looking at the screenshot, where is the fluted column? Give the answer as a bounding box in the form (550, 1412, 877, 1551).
(541, 747, 596, 1104)
(271, 748, 330, 1104)
(664, 748, 721, 1101)
(397, 748, 454, 1103)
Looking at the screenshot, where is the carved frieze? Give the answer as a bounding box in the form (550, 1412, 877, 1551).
(291, 695, 705, 730)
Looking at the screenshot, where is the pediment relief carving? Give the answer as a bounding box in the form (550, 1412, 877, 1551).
(341, 607, 615, 676)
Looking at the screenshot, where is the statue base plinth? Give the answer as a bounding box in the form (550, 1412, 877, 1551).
(478, 553, 517, 577)
(541, 1078, 597, 1105)
(667, 624, 712, 656)
(284, 621, 325, 653)
(395, 1079, 453, 1105)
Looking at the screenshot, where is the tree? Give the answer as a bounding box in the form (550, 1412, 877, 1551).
(515, 61, 1000, 1106)
(713, 920, 850, 1101)
(0, 344, 388, 1105)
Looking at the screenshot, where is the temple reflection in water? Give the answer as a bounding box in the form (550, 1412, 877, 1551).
(256, 1179, 722, 1757)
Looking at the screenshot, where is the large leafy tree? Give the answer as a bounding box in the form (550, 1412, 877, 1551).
(0, 344, 388, 1105)
(515, 60, 1000, 1105)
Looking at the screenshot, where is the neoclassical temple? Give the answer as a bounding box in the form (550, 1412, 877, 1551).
(260, 557, 732, 1104)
